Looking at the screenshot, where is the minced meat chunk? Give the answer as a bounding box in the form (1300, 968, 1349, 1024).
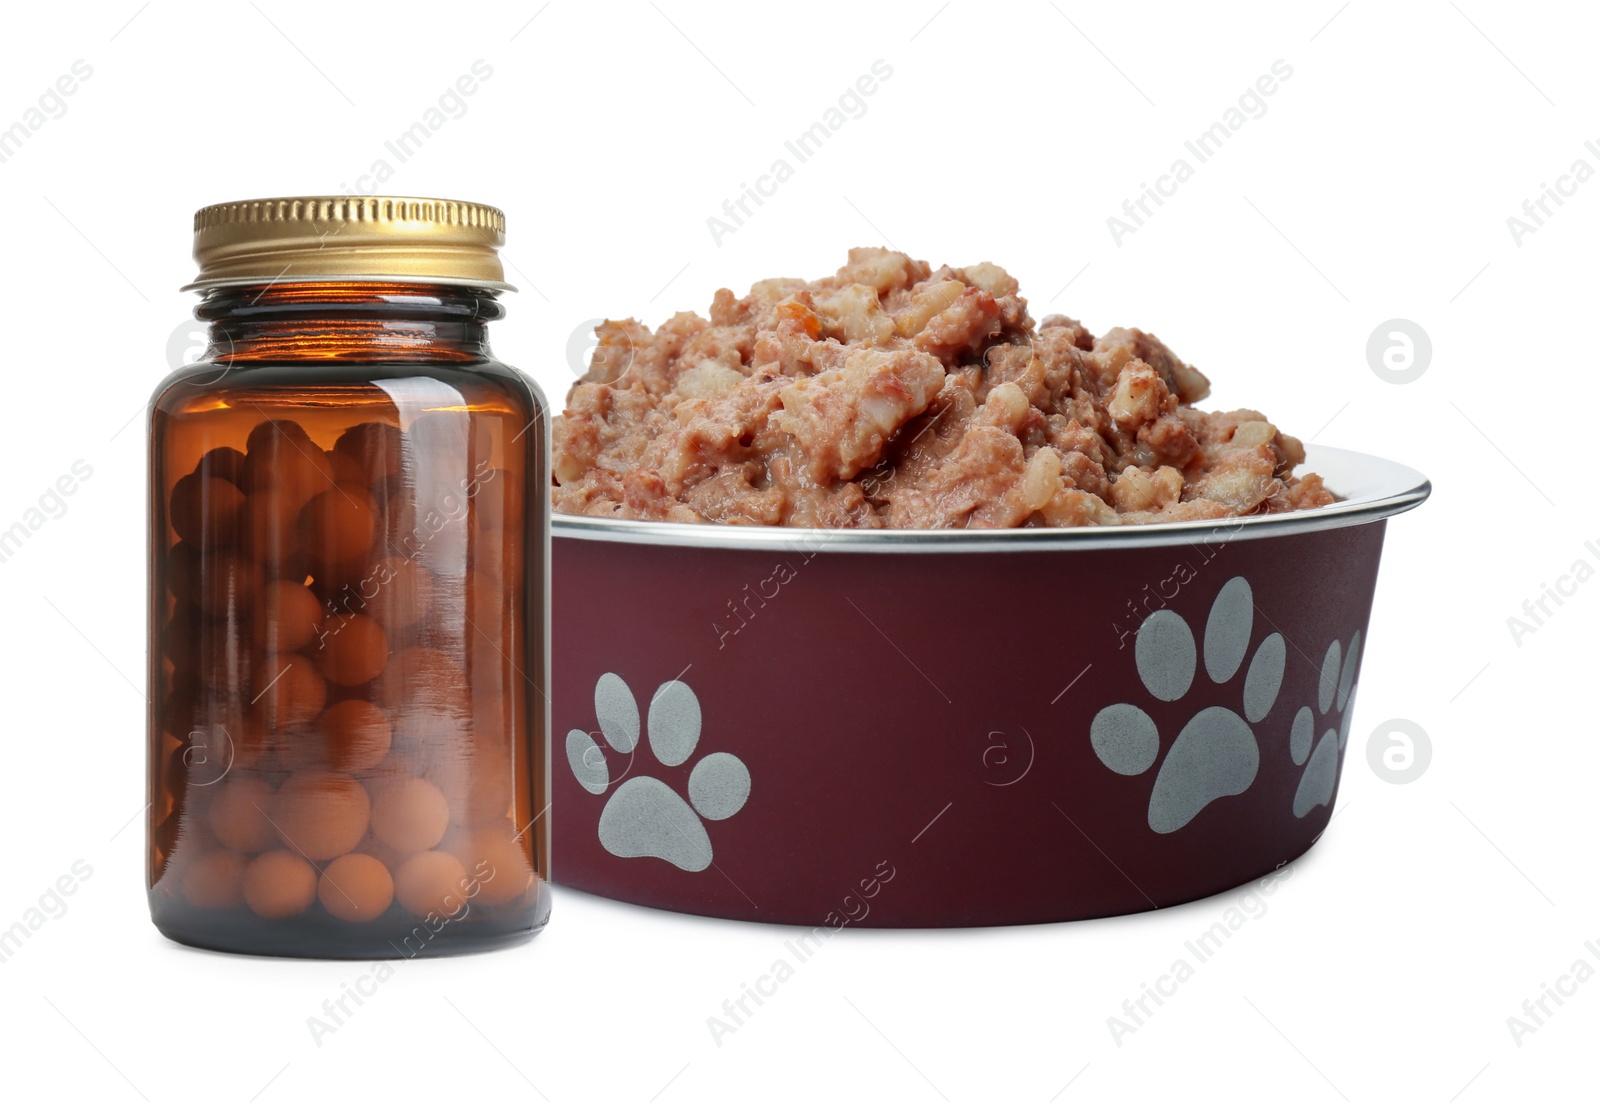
(552, 249, 1336, 528)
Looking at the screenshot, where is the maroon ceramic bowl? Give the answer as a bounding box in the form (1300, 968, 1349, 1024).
(550, 446, 1429, 927)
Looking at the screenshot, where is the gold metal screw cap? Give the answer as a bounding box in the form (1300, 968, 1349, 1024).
(184, 196, 513, 292)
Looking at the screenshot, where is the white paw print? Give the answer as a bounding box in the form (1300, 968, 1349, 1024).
(566, 674, 751, 872)
(1290, 631, 1361, 818)
(1091, 577, 1286, 833)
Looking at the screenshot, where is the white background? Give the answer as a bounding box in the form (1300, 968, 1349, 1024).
(0, 1, 1593, 1102)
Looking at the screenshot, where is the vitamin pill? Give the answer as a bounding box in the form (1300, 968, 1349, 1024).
(207, 777, 277, 852)
(182, 850, 247, 909)
(246, 418, 311, 455)
(242, 850, 317, 918)
(253, 580, 325, 652)
(239, 489, 304, 567)
(446, 828, 534, 907)
(315, 698, 392, 772)
(318, 853, 394, 922)
(334, 422, 405, 484)
(326, 448, 366, 486)
(314, 614, 389, 686)
(252, 655, 328, 730)
(299, 485, 378, 567)
(371, 777, 450, 855)
(197, 445, 247, 485)
(169, 473, 245, 547)
(394, 850, 471, 919)
(272, 770, 370, 860)
(243, 421, 337, 509)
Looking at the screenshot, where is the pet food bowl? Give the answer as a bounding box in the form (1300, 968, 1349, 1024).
(550, 445, 1429, 927)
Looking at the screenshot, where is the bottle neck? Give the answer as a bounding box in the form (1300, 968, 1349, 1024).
(197, 281, 504, 364)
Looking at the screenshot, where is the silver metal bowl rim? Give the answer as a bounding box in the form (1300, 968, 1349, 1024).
(551, 444, 1430, 554)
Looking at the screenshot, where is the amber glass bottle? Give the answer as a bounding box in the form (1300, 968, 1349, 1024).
(148, 198, 549, 957)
